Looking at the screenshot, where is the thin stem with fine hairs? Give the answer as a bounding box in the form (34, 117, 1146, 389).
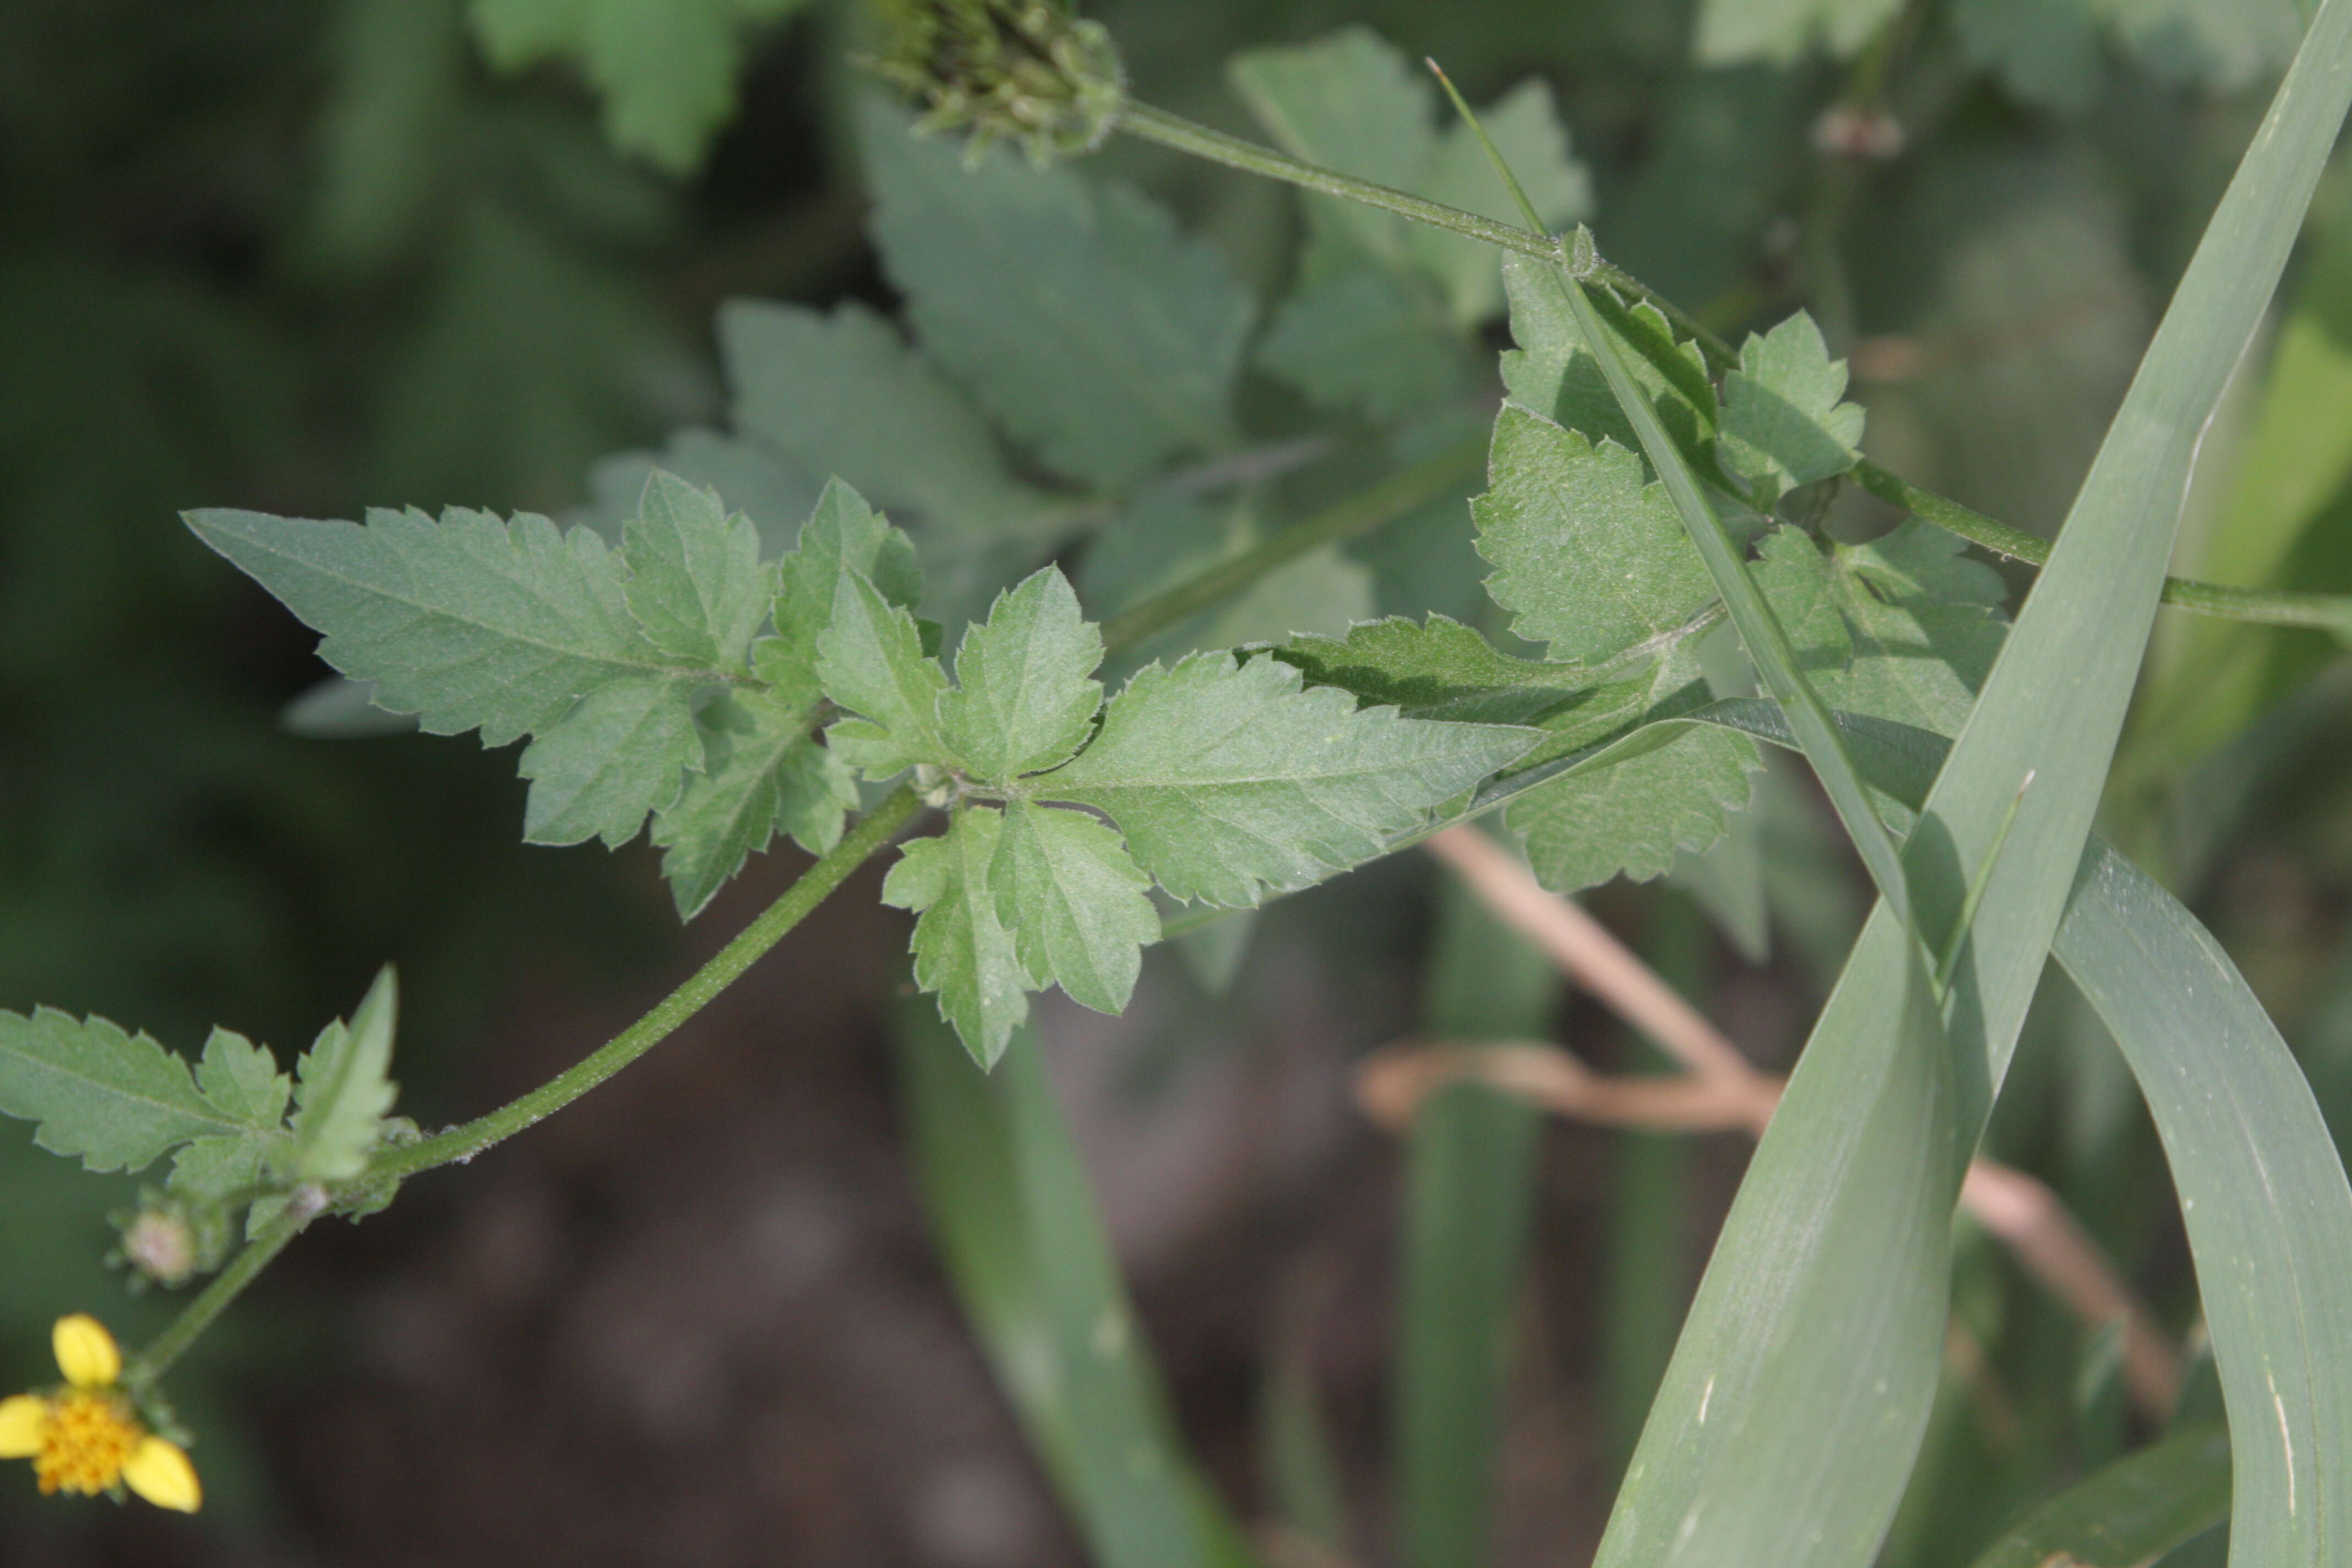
(1114, 96, 2352, 644)
(367, 783, 923, 1184)
(129, 1200, 315, 1388)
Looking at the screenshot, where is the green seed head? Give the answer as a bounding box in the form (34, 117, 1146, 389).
(863, 0, 1125, 164)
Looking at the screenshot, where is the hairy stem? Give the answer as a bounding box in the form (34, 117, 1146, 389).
(131, 1201, 315, 1387)
(364, 783, 922, 1185)
(1099, 433, 1485, 651)
(1115, 98, 2352, 644)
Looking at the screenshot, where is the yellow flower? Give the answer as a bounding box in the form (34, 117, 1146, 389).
(0, 1316, 199, 1511)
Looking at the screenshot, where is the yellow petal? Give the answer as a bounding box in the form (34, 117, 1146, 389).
(0, 1393, 47, 1458)
(52, 1315, 120, 1389)
(123, 1436, 200, 1512)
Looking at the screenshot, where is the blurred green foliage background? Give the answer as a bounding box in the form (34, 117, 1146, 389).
(3, 0, 2349, 1562)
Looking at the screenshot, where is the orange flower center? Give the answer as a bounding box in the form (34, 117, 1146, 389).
(32, 1389, 143, 1496)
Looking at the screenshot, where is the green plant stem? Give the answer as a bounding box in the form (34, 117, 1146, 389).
(1851, 461, 2352, 635)
(1114, 97, 2352, 644)
(1098, 432, 1486, 651)
(1116, 101, 1557, 260)
(130, 1204, 313, 1387)
(367, 783, 922, 1184)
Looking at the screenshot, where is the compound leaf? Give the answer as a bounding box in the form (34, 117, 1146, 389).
(859, 96, 1254, 491)
(992, 801, 1160, 1016)
(620, 470, 771, 669)
(1474, 408, 1716, 663)
(939, 568, 1105, 784)
(1041, 652, 1539, 907)
(884, 807, 1030, 1066)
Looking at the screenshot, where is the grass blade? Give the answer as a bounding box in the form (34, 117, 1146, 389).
(891, 1010, 1253, 1568)
(1963, 1427, 2231, 1568)
(1685, 696, 2352, 1567)
(1590, 4, 2352, 1561)
(1394, 875, 1553, 1568)
(2057, 851, 2352, 1563)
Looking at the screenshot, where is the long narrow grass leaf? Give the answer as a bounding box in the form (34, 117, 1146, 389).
(1591, 6, 2352, 1562)
(1681, 698, 2352, 1566)
(891, 1012, 1251, 1568)
(1963, 1427, 2231, 1568)
(1395, 877, 1551, 1568)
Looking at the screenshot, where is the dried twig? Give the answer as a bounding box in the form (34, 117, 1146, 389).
(1403, 826, 2181, 1418)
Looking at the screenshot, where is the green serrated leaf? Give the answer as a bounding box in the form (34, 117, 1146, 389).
(1229, 28, 1588, 325)
(583, 427, 829, 560)
(620, 470, 771, 669)
(884, 807, 1030, 1066)
(1041, 652, 1539, 907)
(1752, 522, 2008, 736)
(1510, 721, 1761, 894)
(859, 95, 1254, 491)
(1276, 614, 1604, 726)
(772, 479, 923, 661)
(939, 568, 1104, 783)
(184, 504, 689, 748)
(194, 1027, 292, 1131)
(1502, 642, 1763, 894)
(721, 300, 1053, 543)
(1500, 257, 1717, 465)
(1255, 264, 1471, 424)
(0, 1012, 269, 1174)
(650, 692, 858, 918)
(815, 571, 954, 777)
(515, 673, 704, 847)
(755, 476, 922, 717)
(992, 800, 1161, 1016)
(469, 0, 813, 173)
(282, 967, 400, 1185)
(1474, 408, 1717, 663)
(168, 1135, 276, 1204)
(1717, 312, 1866, 503)
(643, 480, 917, 918)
